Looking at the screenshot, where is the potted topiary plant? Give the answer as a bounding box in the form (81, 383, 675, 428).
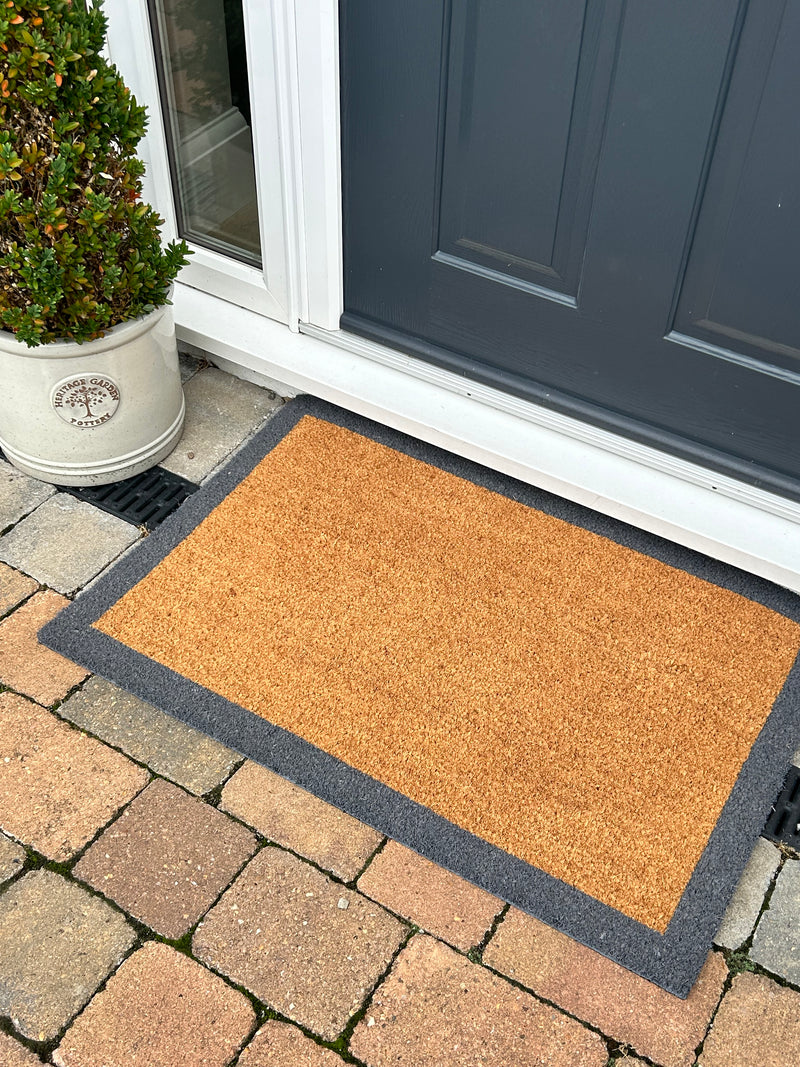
(0, 0, 191, 485)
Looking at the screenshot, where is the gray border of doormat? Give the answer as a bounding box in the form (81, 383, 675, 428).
(41, 394, 800, 997)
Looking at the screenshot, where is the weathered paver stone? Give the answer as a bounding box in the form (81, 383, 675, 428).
(351, 934, 607, 1067)
(0, 462, 54, 530)
(74, 778, 258, 938)
(160, 367, 282, 482)
(0, 1031, 44, 1066)
(193, 846, 407, 1041)
(357, 841, 503, 951)
(0, 562, 37, 616)
(0, 831, 25, 884)
(238, 1020, 345, 1065)
(0, 590, 88, 704)
(750, 858, 800, 983)
(698, 971, 800, 1067)
(60, 677, 240, 795)
(483, 910, 727, 1067)
(0, 494, 138, 595)
(714, 837, 780, 949)
(52, 941, 255, 1067)
(221, 762, 382, 880)
(0, 692, 149, 861)
(0, 870, 135, 1041)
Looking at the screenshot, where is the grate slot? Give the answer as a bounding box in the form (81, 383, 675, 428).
(763, 765, 800, 849)
(61, 466, 198, 530)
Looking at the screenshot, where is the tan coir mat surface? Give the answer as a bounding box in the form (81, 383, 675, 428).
(93, 414, 800, 935)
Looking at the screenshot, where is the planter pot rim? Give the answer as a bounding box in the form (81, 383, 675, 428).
(0, 299, 172, 360)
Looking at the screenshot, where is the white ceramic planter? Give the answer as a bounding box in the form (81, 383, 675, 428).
(0, 304, 185, 486)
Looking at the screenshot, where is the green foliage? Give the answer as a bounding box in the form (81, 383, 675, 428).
(0, 0, 190, 346)
(726, 949, 756, 977)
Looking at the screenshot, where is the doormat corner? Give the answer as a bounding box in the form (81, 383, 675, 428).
(40, 394, 800, 998)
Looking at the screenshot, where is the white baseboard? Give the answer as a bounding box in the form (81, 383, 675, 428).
(174, 282, 800, 594)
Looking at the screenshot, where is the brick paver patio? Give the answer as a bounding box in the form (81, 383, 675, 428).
(1, 358, 799, 1064)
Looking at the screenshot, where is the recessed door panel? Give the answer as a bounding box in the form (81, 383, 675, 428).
(673, 2, 800, 373)
(437, 0, 619, 300)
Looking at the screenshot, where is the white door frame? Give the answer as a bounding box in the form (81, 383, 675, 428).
(105, 1, 800, 593)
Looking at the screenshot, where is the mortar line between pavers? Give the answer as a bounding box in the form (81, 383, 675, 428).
(185, 857, 416, 1057)
(474, 941, 694, 1059)
(335, 924, 417, 1054)
(470, 901, 510, 961)
(718, 853, 800, 998)
(49, 682, 246, 798)
(201, 759, 248, 805)
(7, 873, 270, 1063)
(0, 1014, 49, 1061)
(229, 1007, 372, 1067)
(18, 765, 153, 873)
(209, 812, 379, 891)
(689, 954, 732, 1067)
(0, 584, 40, 623)
(0, 891, 145, 1061)
(346, 833, 390, 887)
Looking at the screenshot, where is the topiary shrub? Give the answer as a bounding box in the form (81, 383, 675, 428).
(0, 0, 190, 347)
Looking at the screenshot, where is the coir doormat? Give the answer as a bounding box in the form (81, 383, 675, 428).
(42, 396, 800, 997)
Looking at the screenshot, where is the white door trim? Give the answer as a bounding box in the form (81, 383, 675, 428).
(174, 282, 800, 594)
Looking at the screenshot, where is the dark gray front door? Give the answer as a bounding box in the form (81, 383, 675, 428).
(340, 0, 800, 499)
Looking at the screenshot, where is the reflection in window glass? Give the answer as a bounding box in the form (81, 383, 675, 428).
(148, 0, 261, 266)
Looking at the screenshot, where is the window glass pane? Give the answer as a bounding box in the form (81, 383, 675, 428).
(148, 0, 261, 266)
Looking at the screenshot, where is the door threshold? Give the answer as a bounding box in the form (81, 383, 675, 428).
(172, 283, 800, 594)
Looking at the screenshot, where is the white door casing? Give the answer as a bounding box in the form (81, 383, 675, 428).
(104, 1, 800, 593)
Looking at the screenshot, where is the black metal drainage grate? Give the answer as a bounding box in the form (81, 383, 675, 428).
(62, 466, 199, 530)
(763, 765, 800, 849)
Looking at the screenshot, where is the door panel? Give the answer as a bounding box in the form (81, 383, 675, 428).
(673, 2, 800, 373)
(341, 0, 800, 497)
(437, 0, 620, 300)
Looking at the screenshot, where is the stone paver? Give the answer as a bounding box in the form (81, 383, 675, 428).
(483, 910, 727, 1067)
(714, 837, 781, 949)
(0, 590, 88, 704)
(74, 778, 258, 939)
(238, 1020, 344, 1065)
(357, 841, 503, 951)
(0, 462, 55, 530)
(221, 762, 382, 880)
(0, 870, 135, 1041)
(350, 934, 607, 1067)
(698, 971, 800, 1067)
(0, 692, 149, 861)
(179, 350, 203, 382)
(750, 858, 800, 983)
(160, 367, 282, 482)
(193, 846, 407, 1041)
(52, 941, 255, 1067)
(0, 832, 25, 884)
(60, 677, 241, 795)
(0, 494, 138, 595)
(0, 1031, 43, 1066)
(0, 562, 38, 616)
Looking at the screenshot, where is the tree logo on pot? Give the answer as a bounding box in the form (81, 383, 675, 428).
(51, 376, 121, 428)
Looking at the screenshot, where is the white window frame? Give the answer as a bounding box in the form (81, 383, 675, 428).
(104, 1, 800, 593)
(104, 0, 297, 323)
